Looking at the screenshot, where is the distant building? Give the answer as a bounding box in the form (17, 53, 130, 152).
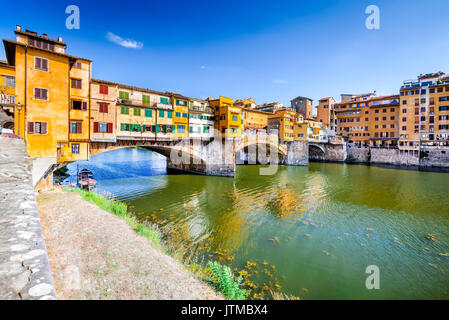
(290, 96, 313, 119)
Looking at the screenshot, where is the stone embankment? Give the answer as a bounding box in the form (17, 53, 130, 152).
(0, 136, 56, 299)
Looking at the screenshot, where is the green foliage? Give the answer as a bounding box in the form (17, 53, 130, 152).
(207, 261, 246, 300)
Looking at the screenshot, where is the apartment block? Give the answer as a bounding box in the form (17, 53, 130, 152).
(90, 79, 117, 143)
(369, 95, 399, 147)
(291, 96, 313, 119)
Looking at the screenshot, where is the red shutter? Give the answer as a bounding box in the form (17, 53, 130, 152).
(41, 122, 47, 134)
(94, 122, 99, 133)
(77, 122, 82, 133)
(28, 122, 34, 134)
(82, 102, 87, 110)
(104, 86, 108, 95)
(104, 104, 108, 113)
(107, 123, 112, 133)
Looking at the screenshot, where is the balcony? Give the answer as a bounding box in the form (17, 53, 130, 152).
(0, 95, 15, 105)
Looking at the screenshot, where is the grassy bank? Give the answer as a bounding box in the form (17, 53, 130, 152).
(65, 188, 245, 299)
(67, 189, 160, 248)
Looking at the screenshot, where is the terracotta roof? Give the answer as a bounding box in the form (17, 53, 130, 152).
(3, 39, 91, 63)
(15, 29, 66, 46)
(319, 97, 333, 102)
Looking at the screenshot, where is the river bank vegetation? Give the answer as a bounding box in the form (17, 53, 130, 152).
(65, 188, 247, 299)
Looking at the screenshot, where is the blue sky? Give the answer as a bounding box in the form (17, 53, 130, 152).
(1, 0, 449, 109)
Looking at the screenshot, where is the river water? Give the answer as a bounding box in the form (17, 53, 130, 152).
(64, 148, 449, 299)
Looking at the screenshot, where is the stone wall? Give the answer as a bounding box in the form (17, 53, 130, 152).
(0, 136, 56, 300)
(283, 140, 308, 166)
(346, 146, 370, 163)
(370, 148, 419, 166)
(323, 142, 347, 162)
(420, 148, 449, 168)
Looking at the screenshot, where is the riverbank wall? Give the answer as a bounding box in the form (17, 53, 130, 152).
(346, 145, 449, 168)
(0, 136, 56, 300)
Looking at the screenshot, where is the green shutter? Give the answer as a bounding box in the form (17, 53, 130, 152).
(160, 97, 169, 105)
(159, 110, 164, 118)
(119, 91, 129, 100)
(145, 109, 152, 117)
(120, 123, 125, 131)
(143, 95, 150, 106)
(168, 111, 172, 118)
(190, 126, 193, 133)
(134, 108, 141, 116)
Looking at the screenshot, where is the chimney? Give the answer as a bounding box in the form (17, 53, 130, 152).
(57, 36, 62, 42)
(42, 33, 47, 38)
(16, 25, 21, 31)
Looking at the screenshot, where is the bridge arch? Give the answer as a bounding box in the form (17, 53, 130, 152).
(234, 139, 287, 164)
(308, 143, 326, 161)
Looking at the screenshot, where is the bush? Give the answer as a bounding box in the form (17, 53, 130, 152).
(207, 261, 246, 300)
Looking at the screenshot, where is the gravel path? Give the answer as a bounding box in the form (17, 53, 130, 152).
(36, 190, 221, 300)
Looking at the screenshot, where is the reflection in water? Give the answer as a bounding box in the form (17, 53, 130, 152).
(66, 148, 449, 299)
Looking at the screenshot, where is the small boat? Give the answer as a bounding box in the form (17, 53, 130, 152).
(78, 168, 96, 191)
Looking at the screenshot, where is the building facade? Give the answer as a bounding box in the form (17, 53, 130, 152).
(291, 96, 313, 119)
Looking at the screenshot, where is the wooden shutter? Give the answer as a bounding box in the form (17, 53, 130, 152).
(42, 89, 48, 100)
(35, 58, 41, 70)
(82, 102, 87, 111)
(76, 122, 82, 133)
(28, 122, 34, 133)
(41, 122, 47, 134)
(94, 122, 99, 133)
(42, 59, 48, 71)
(34, 88, 39, 99)
(107, 123, 113, 133)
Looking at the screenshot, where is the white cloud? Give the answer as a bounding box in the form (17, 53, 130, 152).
(106, 32, 143, 49)
(273, 79, 287, 84)
(200, 65, 206, 69)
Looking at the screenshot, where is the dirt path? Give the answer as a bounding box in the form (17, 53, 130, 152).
(37, 190, 221, 300)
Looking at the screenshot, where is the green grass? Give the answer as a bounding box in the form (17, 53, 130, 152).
(207, 261, 246, 300)
(67, 188, 160, 248)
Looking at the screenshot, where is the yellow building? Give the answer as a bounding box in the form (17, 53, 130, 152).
(170, 93, 189, 139)
(268, 109, 296, 141)
(3, 25, 91, 162)
(242, 107, 269, 132)
(306, 119, 324, 142)
(293, 114, 307, 141)
(209, 96, 242, 137)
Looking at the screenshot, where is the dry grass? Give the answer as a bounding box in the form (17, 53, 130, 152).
(37, 189, 222, 300)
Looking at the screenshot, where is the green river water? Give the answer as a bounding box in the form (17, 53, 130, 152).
(67, 149, 449, 299)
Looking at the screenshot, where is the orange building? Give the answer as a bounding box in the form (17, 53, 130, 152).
(369, 95, 400, 147)
(317, 97, 335, 129)
(3, 25, 91, 162)
(267, 109, 296, 141)
(90, 79, 117, 142)
(242, 107, 269, 132)
(209, 96, 242, 137)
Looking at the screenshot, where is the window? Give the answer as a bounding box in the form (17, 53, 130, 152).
(27, 121, 47, 134)
(145, 109, 152, 117)
(167, 111, 172, 118)
(35, 57, 48, 71)
(71, 79, 82, 89)
(99, 85, 108, 95)
(142, 95, 150, 106)
(402, 126, 407, 131)
(99, 103, 108, 113)
(29, 38, 55, 51)
(159, 110, 165, 117)
(177, 125, 186, 133)
(119, 91, 129, 100)
(121, 106, 129, 114)
(3, 75, 15, 88)
(34, 88, 48, 100)
(120, 123, 130, 131)
(72, 100, 87, 110)
(175, 112, 181, 117)
(176, 99, 187, 106)
(74, 62, 82, 69)
(134, 108, 141, 116)
(70, 121, 82, 134)
(94, 122, 112, 133)
(232, 115, 238, 121)
(71, 144, 80, 154)
(160, 97, 169, 105)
